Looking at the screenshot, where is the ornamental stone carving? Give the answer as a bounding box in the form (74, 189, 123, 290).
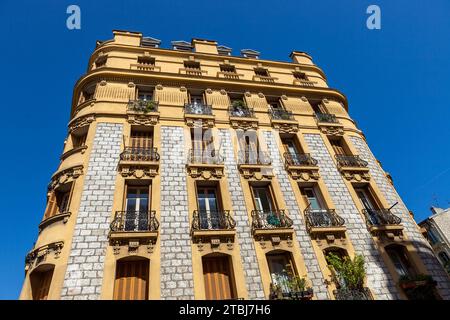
(48, 165, 83, 191)
(119, 165, 159, 178)
(25, 241, 64, 272)
(186, 165, 224, 180)
(68, 114, 96, 133)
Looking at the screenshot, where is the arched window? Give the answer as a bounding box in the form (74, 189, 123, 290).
(202, 253, 237, 300)
(266, 250, 297, 296)
(438, 251, 449, 264)
(30, 264, 55, 300)
(113, 257, 149, 300)
(385, 245, 416, 277)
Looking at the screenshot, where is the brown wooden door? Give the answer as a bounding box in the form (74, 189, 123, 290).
(31, 268, 54, 300)
(113, 259, 149, 300)
(203, 256, 236, 300)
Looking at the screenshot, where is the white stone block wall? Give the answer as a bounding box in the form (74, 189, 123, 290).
(159, 126, 195, 299)
(61, 122, 123, 300)
(350, 135, 450, 299)
(304, 133, 400, 299)
(263, 131, 330, 299)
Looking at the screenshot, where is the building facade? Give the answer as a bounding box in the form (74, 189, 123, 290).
(20, 30, 450, 300)
(419, 207, 450, 273)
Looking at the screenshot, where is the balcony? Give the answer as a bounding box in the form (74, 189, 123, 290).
(305, 208, 346, 240)
(130, 63, 161, 72)
(118, 147, 160, 178)
(186, 149, 225, 179)
(109, 210, 159, 245)
(333, 288, 373, 300)
(269, 275, 314, 300)
(315, 112, 343, 136)
(283, 152, 319, 181)
(184, 103, 215, 128)
(253, 75, 276, 83)
(335, 155, 370, 182)
(251, 210, 294, 240)
(217, 71, 241, 80)
(228, 105, 258, 130)
(126, 99, 160, 126)
(191, 210, 236, 248)
(237, 150, 273, 179)
(363, 209, 403, 237)
(269, 109, 299, 133)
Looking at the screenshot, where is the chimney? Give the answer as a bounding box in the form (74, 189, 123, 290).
(290, 51, 314, 65)
(430, 207, 444, 215)
(192, 38, 218, 54)
(112, 30, 142, 46)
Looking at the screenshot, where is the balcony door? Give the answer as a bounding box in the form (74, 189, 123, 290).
(300, 187, 333, 226)
(191, 129, 213, 163)
(130, 130, 153, 149)
(355, 187, 379, 225)
(385, 245, 416, 278)
(329, 139, 345, 156)
(197, 186, 221, 229)
(202, 255, 237, 300)
(238, 131, 259, 163)
(282, 138, 301, 164)
(252, 186, 276, 213)
(300, 187, 323, 211)
(125, 186, 150, 231)
(267, 252, 295, 295)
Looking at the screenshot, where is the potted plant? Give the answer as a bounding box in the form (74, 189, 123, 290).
(326, 253, 369, 299)
(269, 273, 313, 300)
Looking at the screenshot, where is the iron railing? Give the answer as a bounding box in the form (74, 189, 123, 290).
(270, 109, 295, 121)
(269, 274, 314, 300)
(251, 210, 293, 231)
(120, 147, 160, 162)
(127, 99, 159, 113)
(284, 152, 318, 166)
(188, 149, 224, 164)
(315, 112, 339, 123)
(110, 210, 159, 232)
(238, 150, 272, 165)
(191, 210, 236, 231)
(184, 103, 213, 115)
(228, 106, 255, 118)
(333, 288, 373, 300)
(304, 208, 345, 230)
(335, 155, 368, 168)
(362, 209, 402, 227)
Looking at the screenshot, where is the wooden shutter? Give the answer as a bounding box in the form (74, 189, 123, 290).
(43, 192, 57, 220)
(130, 130, 153, 149)
(330, 139, 345, 155)
(203, 256, 236, 300)
(31, 268, 54, 300)
(113, 259, 149, 300)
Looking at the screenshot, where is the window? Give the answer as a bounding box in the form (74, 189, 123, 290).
(191, 129, 214, 162)
(220, 64, 236, 73)
(72, 132, 87, 148)
(130, 129, 153, 149)
(137, 56, 155, 66)
(113, 258, 149, 300)
(300, 187, 324, 211)
(310, 101, 327, 114)
(252, 185, 277, 212)
(282, 137, 302, 156)
(267, 251, 297, 294)
(44, 186, 72, 220)
(190, 93, 204, 105)
(94, 54, 107, 68)
(237, 130, 262, 164)
(438, 252, 450, 264)
(426, 229, 441, 245)
(202, 254, 237, 300)
(123, 185, 151, 231)
(355, 187, 379, 211)
(137, 88, 154, 101)
(267, 98, 282, 110)
(197, 185, 222, 229)
(385, 245, 416, 277)
(184, 61, 201, 70)
(293, 71, 308, 81)
(254, 67, 269, 77)
(30, 265, 54, 300)
(329, 139, 346, 155)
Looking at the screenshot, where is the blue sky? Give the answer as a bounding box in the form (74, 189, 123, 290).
(0, 0, 449, 299)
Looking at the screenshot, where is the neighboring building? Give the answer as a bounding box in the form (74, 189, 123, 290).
(19, 30, 450, 300)
(419, 207, 450, 272)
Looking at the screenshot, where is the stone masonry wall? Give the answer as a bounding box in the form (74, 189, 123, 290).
(219, 129, 265, 299)
(350, 135, 450, 299)
(263, 131, 330, 299)
(61, 122, 123, 300)
(159, 126, 195, 299)
(304, 133, 401, 299)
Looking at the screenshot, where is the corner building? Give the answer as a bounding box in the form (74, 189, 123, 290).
(20, 30, 450, 300)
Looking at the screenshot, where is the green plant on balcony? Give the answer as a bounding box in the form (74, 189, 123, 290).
(134, 100, 157, 113)
(270, 273, 313, 300)
(231, 100, 246, 110)
(266, 213, 281, 227)
(326, 253, 366, 290)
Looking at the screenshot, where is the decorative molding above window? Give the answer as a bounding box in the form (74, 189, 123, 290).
(68, 114, 96, 133)
(48, 165, 83, 191)
(25, 241, 64, 272)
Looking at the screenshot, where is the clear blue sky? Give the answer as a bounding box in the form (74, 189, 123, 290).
(0, 0, 449, 299)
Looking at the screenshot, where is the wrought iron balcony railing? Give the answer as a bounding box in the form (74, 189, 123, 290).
(127, 99, 159, 113)
(335, 155, 368, 168)
(228, 106, 255, 118)
(270, 109, 295, 121)
(315, 112, 339, 124)
(333, 288, 373, 300)
(188, 149, 224, 164)
(110, 210, 159, 232)
(284, 152, 318, 166)
(191, 210, 236, 231)
(184, 103, 213, 115)
(362, 209, 402, 227)
(304, 208, 345, 230)
(120, 147, 160, 162)
(251, 210, 293, 231)
(269, 274, 314, 300)
(238, 150, 272, 165)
